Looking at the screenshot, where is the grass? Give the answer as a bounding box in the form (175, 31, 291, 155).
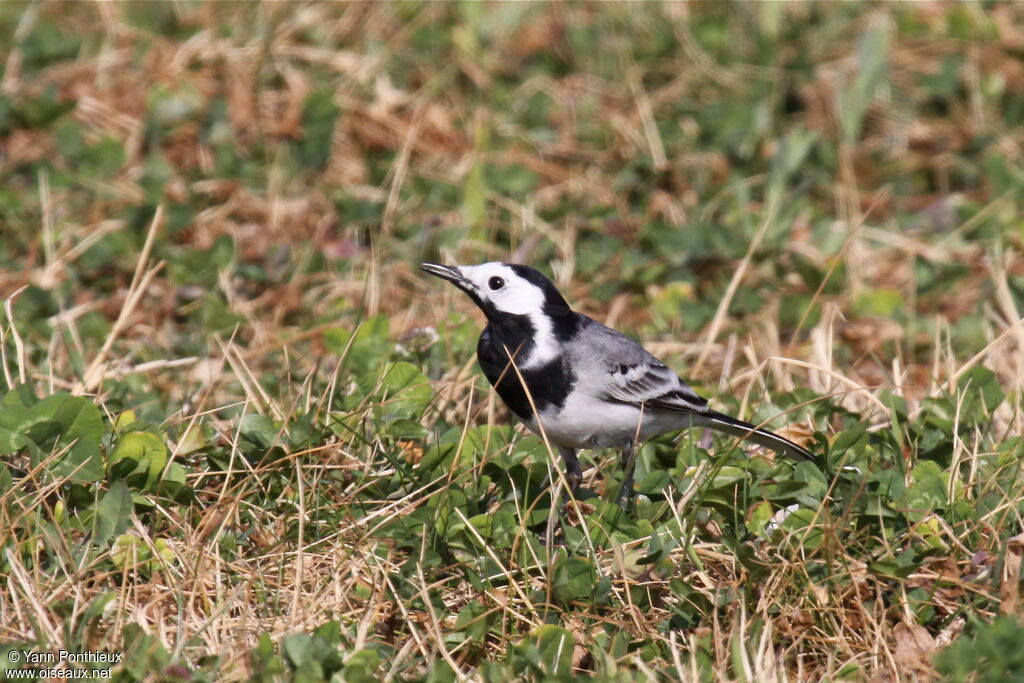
(1, 1, 1024, 680)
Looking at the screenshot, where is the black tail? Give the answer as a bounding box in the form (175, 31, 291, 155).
(699, 410, 815, 462)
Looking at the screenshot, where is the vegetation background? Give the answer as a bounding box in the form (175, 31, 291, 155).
(1, 1, 1023, 680)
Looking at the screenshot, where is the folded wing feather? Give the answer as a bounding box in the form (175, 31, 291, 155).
(574, 318, 710, 413)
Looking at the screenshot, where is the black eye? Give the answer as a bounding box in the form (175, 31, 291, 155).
(488, 276, 505, 291)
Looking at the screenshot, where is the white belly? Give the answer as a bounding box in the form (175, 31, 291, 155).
(523, 393, 692, 450)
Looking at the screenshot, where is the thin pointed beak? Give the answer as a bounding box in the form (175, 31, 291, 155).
(420, 262, 465, 285)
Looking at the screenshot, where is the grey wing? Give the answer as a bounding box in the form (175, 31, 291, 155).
(570, 318, 816, 461)
(572, 319, 709, 413)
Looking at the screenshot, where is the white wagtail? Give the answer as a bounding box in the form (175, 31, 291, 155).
(421, 262, 815, 506)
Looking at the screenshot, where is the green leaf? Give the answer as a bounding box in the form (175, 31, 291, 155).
(1, 383, 39, 409)
(636, 467, 671, 496)
(903, 460, 947, 516)
(638, 528, 677, 564)
(200, 294, 244, 335)
(376, 362, 433, 419)
(710, 466, 748, 489)
(109, 431, 168, 489)
(454, 425, 517, 463)
(868, 557, 918, 580)
(157, 462, 190, 501)
(240, 414, 278, 449)
(49, 392, 103, 437)
(94, 480, 132, 547)
(517, 625, 574, 677)
(779, 508, 826, 550)
(0, 404, 36, 454)
(958, 366, 1004, 418)
(934, 616, 1024, 680)
(111, 533, 146, 570)
(324, 316, 390, 371)
(747, 500, 774, 537)
(914, 515, 950, 551)
(282, 633, 314, 668)
(386, 418, 429, 440)
(830, 424, 868, 460)
(35, 393, 104, 481)
(251, 632, 286, 678)
(78, 590, 117, 629)
(852, 288, 904, 318)
(280, 629, 343, 679)
(454, 600, 492, 644)
(299, 91, 340, 170)
(767, 128, 817, 208)
(343, 648, 382, 683)
(552, 557, 595, 602)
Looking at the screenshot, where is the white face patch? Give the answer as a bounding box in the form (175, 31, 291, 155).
(456, 262, 559, 369)
(457, 263, 545, 316)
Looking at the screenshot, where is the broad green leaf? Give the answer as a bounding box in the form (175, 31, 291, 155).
(519, 624, 574, 678)
(385, 418, 429, 440)
(710, 466, 748, 489)
(94, 480, 132, 547)
(282, 633, 314, 668)
(768, 128, 817, 207)
(157, 462, 189, 501)
(446, 425, 517, 465)
(377, 362, 433, 419)
(109, 431, 168, 488)
(958, 366, 1004, 417)
(0, 404, 36, 454)
(552, 557, 595, 602)
(636, 468, 671, 495)
(36, 393, 104, 481)
(903, 460, 947, 516)
(1, 383, 39, 409)
(79, 590, 117, 626)
(454, 600, 491, 643)
(914, 515, 950, 551)
(748, 500, 775, 537)
(779, 508, 826, 550)
(342, 648, 382, 683)
(324, 315, 390, 371)
(111, 533, 144, 570)
(869, 557, 918, 580)
(47, 392, 103, 436)
(639, 528, 677, 565)
(114, 410, 138, 433)
(831, 424, 868, 457)
(239, 414, 278, 449)
(467, 513, 492, 538)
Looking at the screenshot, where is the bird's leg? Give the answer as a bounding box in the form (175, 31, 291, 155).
(560, 447, 582, 497)
(617, 439, 637, 508)
(556, 446, 581, 522)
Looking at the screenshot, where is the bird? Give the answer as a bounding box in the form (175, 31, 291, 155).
(421, 261, 815, 507)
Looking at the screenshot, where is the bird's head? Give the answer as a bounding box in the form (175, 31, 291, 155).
(420, 262, 571, 320)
